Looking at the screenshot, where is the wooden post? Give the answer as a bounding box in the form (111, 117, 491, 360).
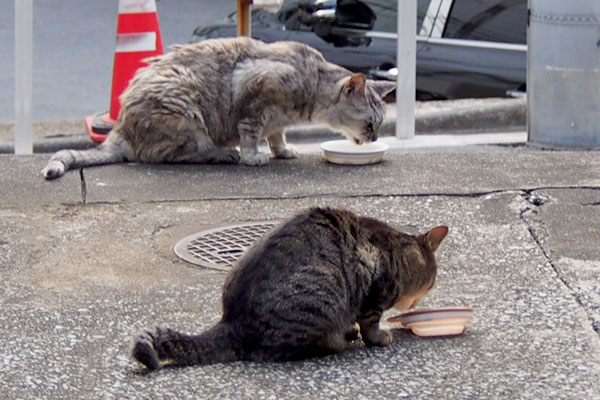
(237, 0, 252, 37)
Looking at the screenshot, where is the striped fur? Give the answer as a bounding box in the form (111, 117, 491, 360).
(42, 37, 395, 179)
(131, 208, 448, 370)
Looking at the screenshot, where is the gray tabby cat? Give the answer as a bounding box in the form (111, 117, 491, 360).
(131, 207, 448, 370)
(42, 37, 395, 179)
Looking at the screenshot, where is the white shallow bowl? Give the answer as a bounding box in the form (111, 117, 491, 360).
(387, 307, 474, 337)
(320, 140, 389, 165)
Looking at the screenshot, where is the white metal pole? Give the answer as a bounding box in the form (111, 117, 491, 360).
(396, 0, 416, 139)
(15, 0, 34, 155)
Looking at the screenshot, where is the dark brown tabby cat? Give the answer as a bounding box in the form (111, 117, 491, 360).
(131, 207, 448, 370)
(42, 37, 395, 179)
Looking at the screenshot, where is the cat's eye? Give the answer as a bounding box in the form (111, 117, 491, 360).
(366, 122, 373, 132)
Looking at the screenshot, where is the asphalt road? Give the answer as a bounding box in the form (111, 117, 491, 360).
(0, 0, 233, 121)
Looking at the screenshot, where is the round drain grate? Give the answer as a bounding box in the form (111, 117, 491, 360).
(174, 221, 281, 271)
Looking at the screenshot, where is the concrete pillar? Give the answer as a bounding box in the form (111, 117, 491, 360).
(396, 0, 416, 140)
(528, 0, 600, 147)
(14, 0, 33, 154)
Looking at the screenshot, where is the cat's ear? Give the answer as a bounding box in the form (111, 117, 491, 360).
(370, 80, 396, 103)
(425, 226, 449, 252)
(343, 74, 366, 97)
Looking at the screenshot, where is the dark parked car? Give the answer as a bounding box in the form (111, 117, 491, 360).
(193, 0, 527, 100)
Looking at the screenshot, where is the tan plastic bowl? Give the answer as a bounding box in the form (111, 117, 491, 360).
(387, 307, 474, 337)
(320, 140, 389, 165)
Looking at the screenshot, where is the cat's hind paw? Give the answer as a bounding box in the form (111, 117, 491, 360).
(362, 328, 393, 347)
(131, 330, 160, 371)
(241, 151, 270, 166)
(345, 323, 360, 342)
(209, 148, 241, 164)
(273, 145, 298, 160)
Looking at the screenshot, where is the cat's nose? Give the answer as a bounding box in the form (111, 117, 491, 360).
(371, 135, 378, 142)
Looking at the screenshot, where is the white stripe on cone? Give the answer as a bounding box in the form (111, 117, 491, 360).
(115, 32, 157, 53)
(118, 0, 157, 14)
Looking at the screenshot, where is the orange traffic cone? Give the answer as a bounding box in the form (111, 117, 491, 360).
(86, 0, 164, 142)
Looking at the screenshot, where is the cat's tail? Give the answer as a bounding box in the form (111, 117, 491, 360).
(41, 132, 128, 180)
(131, 323, 239, 371)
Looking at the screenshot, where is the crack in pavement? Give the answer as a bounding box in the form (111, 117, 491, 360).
(60, 177, 600, 336)
(519, 189, 600, 336)
(79, 168, 87, 205)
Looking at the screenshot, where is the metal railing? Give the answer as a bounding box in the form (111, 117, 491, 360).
(14, 0, 33, 154)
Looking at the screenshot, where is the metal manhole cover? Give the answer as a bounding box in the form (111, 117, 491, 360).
(174, 221, 280, 271)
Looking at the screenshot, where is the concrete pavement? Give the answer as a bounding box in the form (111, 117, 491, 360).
(1, 148, 599, 399)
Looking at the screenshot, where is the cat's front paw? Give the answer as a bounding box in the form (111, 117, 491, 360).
(273, 145, 298, 159)
(131, 330, 160, 371)
(362, 328, 393, 347)
(241, 151, 270, 166)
